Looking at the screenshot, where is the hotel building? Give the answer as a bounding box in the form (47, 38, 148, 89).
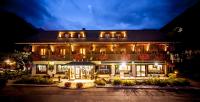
(17, 29, 176, 79)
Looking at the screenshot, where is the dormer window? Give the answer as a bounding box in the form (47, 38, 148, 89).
(122, 31, 127, 38)
(105, 34, 110, 39)
(65, 33, 69, 38)
(78, 34, 81, 38)
(58, 32, 64, 38)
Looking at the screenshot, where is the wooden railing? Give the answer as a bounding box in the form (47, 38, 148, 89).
(32, 52, 170, 61)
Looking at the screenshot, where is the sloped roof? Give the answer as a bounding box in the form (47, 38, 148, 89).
(17, 30, 170, 44)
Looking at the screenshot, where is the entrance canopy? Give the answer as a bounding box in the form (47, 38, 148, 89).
(66, 62, 96, 65)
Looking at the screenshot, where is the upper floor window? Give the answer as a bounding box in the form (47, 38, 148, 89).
(58, 31, 86, 38)
(60, 49, 66, 55)
(99, 31, 127, 39)
(40, 48, 46, 55)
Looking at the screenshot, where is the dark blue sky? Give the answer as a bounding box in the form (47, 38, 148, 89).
(1, 0, 198, 30)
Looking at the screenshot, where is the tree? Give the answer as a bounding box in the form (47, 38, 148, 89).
(12, 50, 32, 72)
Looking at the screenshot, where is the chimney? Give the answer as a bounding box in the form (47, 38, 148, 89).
(82, 28, 86, 30)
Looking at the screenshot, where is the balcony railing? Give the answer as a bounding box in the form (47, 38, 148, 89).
(32, 53, 170, 62)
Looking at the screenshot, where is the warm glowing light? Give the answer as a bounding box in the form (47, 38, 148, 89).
(49, 61, 55, 65)
(50, 45, 55, 52)
(100, 32, 105, 38)
(154, 62, 158, 66)
(119, 62, 127, 70)
(80, 48, 86, 55)
(174, 70, 178, 74)
(60, 49, 66, 55)
(58, 32, 64, 38)
(131, 44, 135, 52)
(164, 45, 168, 51)
(121, 62, 126, 67)
(32, 45, 36, 52)
(146, 43, 150, 51)
(71, 45, 74, 52)
(5, 59, 11, 64)
(40, 48, 46, 55)
(110, 32, 116, 38)
(110, 45, 114, 52)
(69, 32, 75, 38)
(80, 31, 85, 38)
(122, 31, 127, 38)
(92, 44, 96, 51)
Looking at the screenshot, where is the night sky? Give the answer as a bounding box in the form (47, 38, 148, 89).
(1, 0, 198, 30)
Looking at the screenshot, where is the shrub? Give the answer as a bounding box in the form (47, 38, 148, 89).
(168, 73, 176, 79)
(94, 79, 106, 86)
(76, 82, 83, 88)
(144, 78, 168, 86)
(64, 82, 71, 88)
(136, 80, 145, 85)
(122, 80, 136, 86)
(112, 79, 122, 85)
(14, 76, 54, 84)
(167, 78, 190, 86)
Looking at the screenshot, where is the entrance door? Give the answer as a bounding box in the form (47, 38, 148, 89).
(75, 67, 81, 79)
(136, 65, 146, 77)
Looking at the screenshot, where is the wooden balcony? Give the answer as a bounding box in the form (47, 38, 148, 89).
(32, 52, 170, 62)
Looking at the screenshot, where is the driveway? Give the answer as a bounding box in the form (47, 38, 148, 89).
(0, 86, 200, 102)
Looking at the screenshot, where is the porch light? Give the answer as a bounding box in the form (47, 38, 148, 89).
(119, 62, 126, 70)
(49, 61, 55, 66)
(5, 59, 11, 64)
(174, 70, 178, 74)
(154, 62, 158, 66)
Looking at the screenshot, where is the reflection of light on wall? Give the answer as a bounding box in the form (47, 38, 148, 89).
(58, 32, 62, 38)
(100, 32, 105, 38)
(50, 45, 55, 52)
(131, 44, 135, 52)
(110, 45, 114, 52)
(80, 31, 85, 38)
(69, 32, 75, 38)
(92, 44, 96, 51)
(71, 45, 74, 51)
(164, 44, 168, 51)
(111, 32, 116, 38)
(32, 45, 36, 52)
(122, 31, 127, 38)
(146, 43, 150, 51)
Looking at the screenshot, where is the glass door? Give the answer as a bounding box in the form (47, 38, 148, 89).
(75, 67, 81, 79)
(136, 65, 146, 77)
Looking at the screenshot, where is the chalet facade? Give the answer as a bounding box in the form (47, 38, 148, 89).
(17, 29, 176, 79)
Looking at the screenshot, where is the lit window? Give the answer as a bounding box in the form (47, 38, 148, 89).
(136, 65, 146, 76)
(100, 32, 105, 38)
(56, 65, 68, 74)
(36, 65, 47, 74)
(40, 48, 46, 55)
(122, 31, 127, 38)
(60, 49, 66, 55)
(148, 65, 163, 74)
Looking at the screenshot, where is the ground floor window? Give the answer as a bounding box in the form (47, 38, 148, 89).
(115, 65, 120, 74)
(147, 65, 164, 74)
(56, 65, 68, 74)
(36, 64, 47, 74)
(97, 65, 111, 74)
(136, 65, 145, 76)
(123, 65, 132, 74)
